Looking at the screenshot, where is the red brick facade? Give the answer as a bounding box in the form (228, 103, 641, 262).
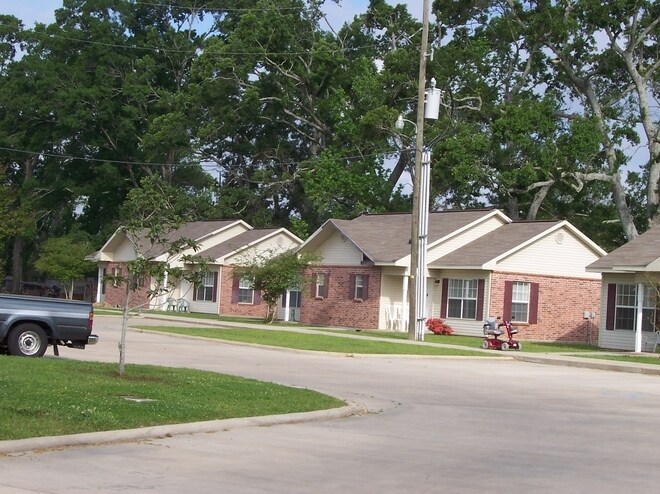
(488, 271, 601, 344)
(219, 266, 269, 318)
(300, 266, 381, 330)
(102, 262, 152, 309)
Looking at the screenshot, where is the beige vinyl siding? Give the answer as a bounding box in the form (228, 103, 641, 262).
(598, 273, 646, 350)
(427, 216, 507, 263)
(194, 223, 251, 252)
(189, 301, 218, 314)
(225, 234, 300, 265)
(495, 228, 601, 279)
(431, 269, 491, 337)
(379, 271, 408, 331)
(315, 231, 364, 265)
(115, 237, 138, 261)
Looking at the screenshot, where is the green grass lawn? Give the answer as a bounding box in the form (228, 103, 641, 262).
(579, 354, 660, 365)
(312, 329, 598, 353)
(134, 326, 496, 357)
(0, 356, 344, 441)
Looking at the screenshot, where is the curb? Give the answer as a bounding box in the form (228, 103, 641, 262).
(513, 355, 660, 376)
(0, 402, 365, 455)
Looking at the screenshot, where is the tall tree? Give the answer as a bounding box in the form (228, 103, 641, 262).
(112, 175, 208, 376)
(432, 0, 658, 241)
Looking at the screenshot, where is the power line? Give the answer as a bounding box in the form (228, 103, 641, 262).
(131, 1, 309, 13)
(0, 144, 405, 169)
(2, 21, 380, 57)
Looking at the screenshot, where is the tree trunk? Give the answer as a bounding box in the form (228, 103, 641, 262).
(10, 238, 23, 294)
(526, 184, 552, 220)
(505, 196, 520, 221)
(118, 283, 130, 377)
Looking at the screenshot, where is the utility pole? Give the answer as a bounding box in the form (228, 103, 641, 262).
(407, 0, 431, 341)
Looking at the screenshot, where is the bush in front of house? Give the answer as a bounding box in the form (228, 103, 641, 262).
(426, 318, 453, 335)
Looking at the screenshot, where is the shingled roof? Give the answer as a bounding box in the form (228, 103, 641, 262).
(430, 220, 564, 268)
(196, 228, 281, 261)
(587, 225, 660, 273)
(131, 220, 239, 259)
(316, 209, 503, 263)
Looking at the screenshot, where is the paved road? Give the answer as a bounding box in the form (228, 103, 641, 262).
(3, 315, 660, 493)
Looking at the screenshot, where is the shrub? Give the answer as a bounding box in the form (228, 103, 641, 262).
(426, 318, 453, 335)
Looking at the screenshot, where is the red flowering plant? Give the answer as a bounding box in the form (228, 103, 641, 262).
(425, 318, 453, 335)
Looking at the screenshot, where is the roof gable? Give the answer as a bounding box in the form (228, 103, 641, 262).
(432, 220, 605, 272)
(587, 225, 660, 273)
(95, 220, 245, 261)
(197, 228, 302, 263)
(300, 209, 506, 263)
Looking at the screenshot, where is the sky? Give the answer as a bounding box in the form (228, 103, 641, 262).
(0, 1, 427, 29)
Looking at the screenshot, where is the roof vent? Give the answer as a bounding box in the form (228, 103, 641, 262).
(555, 232, 565, 245)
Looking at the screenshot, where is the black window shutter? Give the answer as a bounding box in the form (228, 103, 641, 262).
(440, 278, 448, 318)
(476, 279, 485, 320)
(503, 281, 513, 320)
(231, 276, 239, 304)
(528, 283, 539, 324)
(349, 274, 356, 300)
(363, 275, 369, 300)
(606, 284, 616, 330)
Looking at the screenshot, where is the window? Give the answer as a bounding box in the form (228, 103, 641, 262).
(447, 279, 477, 319)
(349, 274, 369, 300)
(196, 271, 216, 302)
(315, 273, 327, 298)
(511, 282, 531, 322)
(112, 267, 121, 287)
(354, 274, 364, 299)
(614, 284, 656, 331)
(282, 289, 302, 308)
(238, 277, 254, 304)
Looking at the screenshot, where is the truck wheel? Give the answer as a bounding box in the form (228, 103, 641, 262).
(7, 324, 48, 357)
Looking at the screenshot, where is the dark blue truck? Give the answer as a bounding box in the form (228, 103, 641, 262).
(0, 294, 98, 357)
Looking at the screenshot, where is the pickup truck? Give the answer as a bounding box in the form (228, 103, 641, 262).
(0, 294, 98, 357)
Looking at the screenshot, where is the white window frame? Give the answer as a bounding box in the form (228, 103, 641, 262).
(196, 271, 215, 302)
(447, 279, 477, 319)
(316, 273, 327, 298)
(112, 267, 121, 287)
(511, 282, 531, 323)
(615, 284, 656, 331)
(238, 277, 254, 304)
(354, 274, 364, 300)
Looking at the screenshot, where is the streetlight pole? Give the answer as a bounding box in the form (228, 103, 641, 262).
(407, 0, 431, 341)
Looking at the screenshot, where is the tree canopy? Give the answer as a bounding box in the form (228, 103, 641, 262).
(0, 0, 657, 289)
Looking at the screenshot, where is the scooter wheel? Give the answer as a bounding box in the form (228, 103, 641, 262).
(501, 342, 509, 351)
(482, 340, 489, 349)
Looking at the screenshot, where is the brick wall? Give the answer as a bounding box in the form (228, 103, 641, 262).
(489, 271, 601, 344)
(102, 262, 152, 309)
(219, 266, 269, 318)
(300, 266, 381, 329)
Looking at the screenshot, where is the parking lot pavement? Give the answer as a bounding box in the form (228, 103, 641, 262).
(3, 315, 660, 493)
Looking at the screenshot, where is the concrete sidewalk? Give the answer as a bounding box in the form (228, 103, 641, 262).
(3, 312, 659, 456)
(138, 311, 660, 376)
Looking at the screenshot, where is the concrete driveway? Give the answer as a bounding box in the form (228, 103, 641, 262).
(3, 315, 660, 493)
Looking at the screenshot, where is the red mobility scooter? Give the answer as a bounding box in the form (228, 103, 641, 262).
(482, 317, 521, 351)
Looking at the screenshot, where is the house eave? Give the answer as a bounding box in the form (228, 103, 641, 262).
(431, 264, 487, 271)
(590, 266, 656, 274)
